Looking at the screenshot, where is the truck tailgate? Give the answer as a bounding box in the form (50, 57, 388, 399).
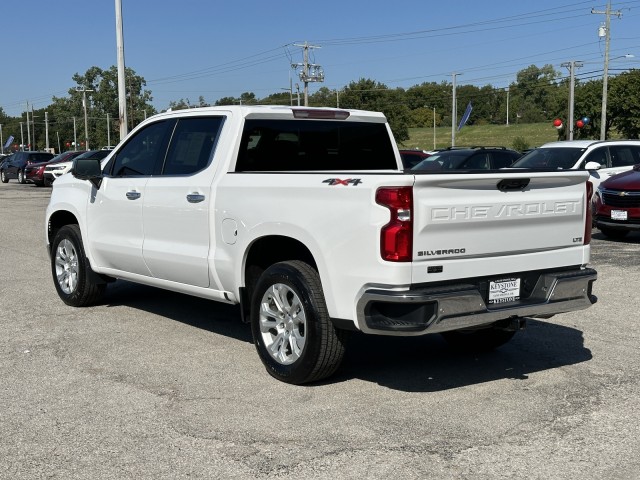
(411, 171, 590, 284)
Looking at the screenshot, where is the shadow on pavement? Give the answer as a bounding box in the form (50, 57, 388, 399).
(99, 281, 591, 392)
(335, 319, 592, 392)
(102, 280, 251, 344)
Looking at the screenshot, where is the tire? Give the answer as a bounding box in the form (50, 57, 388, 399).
(250, 260, 349, 384)
(441, 325, 517, 353)
(17, 169, 25, 184)
(51, 224, 106, 307)
(0, 170, 8, 183)
(599, 227, 629, 239)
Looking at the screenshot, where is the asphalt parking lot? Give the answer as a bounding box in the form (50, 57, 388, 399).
(1, 181, 639, 479)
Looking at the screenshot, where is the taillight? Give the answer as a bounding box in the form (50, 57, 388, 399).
(376, 186, 413, 262)
(584, 181, 593, 245)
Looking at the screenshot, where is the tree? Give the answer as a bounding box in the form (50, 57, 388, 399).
(46, 65, 156, 150)
(510, 64, 562, 123)
(573, 79, 602, 139)
(309, 87, 337, 107)
(608, 70, 640, 138)
(215, 96, 238, 106)
(339, 79, 410, 141)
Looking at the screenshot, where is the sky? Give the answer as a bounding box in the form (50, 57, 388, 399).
(1, 0, 639, 117)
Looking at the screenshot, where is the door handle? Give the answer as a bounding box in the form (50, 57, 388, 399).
(187, 194, 205, 203)
(126, 191, 141, 200)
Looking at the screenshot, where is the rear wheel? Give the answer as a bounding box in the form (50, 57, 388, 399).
(51, 224, 106, 307)
(17, 169, 26, 184)
(1, 170, 9, 183)
(250, 260, 348, 384)
(441, 325, 517, 352)
(599, 227, 629, 239)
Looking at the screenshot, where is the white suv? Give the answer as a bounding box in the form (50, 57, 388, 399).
(44, 149, 112, 186)
(511, 139, 640, 191)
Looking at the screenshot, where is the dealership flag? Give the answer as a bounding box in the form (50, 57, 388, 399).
(457, 102, 473, 131)
(3, 135, 14, 150)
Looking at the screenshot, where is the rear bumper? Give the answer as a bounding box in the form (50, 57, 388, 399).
(356, 267, 597, 336)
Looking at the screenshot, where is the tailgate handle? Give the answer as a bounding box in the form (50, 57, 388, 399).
(497, 178, 530, 192)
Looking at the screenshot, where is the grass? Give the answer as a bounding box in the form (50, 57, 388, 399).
(400, 122, 561, 151)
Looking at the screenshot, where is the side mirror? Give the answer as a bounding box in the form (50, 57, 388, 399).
(585, 161, 602, 171)
(72, 158, 103, 188)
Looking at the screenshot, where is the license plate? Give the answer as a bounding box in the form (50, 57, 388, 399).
(611, 210, 628, 221)
(488, 278, 520, 304)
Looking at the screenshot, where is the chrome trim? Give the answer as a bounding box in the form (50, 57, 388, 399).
(356, 268, 597, 336)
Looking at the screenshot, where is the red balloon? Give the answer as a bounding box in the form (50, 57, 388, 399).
(66, 142, 71, 147)
(553, 118, 562, 127)
(576, 120, 584, 129)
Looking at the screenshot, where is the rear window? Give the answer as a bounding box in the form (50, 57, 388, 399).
(235, 119, 397, 171)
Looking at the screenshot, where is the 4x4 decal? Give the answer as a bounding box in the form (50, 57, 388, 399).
(323, 178, 362, 186)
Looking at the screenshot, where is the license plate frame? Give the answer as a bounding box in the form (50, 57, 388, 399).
(611, 209, 628, 221)
(488, 277, 521, 305)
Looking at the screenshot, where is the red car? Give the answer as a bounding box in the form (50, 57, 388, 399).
(593, 164, 640, 239)
(399, 149, 431, 168)
(24, 151, 85, 187)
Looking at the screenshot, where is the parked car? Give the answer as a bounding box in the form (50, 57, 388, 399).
(411, 146, 521, 171)
(44, 149, 111, 186)
(399, 149, 432, 168)
(1, 151, 55, 184)
(24, 151, 86, 187)
(0, 154, 13, 170)
(510, 139, 640, 192)
(592, 164, 640, 239)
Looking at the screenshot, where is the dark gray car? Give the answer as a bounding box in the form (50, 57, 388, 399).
(1, 151, 55, 184)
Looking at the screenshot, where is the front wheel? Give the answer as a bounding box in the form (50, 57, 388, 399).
(51, 224, 106, 307)
(441, 326, 517, 353)
(1, 170, 9, 183)
(250, 260, 349, 384)
(17, 169, 25, 184)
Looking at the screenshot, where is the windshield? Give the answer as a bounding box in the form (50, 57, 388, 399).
(412, 150, 473, 170)
(511, 147, 585, 169)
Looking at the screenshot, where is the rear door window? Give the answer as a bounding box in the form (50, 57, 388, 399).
(609, 145, 640, 168)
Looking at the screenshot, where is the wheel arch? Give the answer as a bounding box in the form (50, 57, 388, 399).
(239, 235, 319, 323)
(47, 210, 80, 251)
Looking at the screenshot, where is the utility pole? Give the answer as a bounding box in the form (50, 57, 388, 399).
(26, 103, 31, 150)
(32, 109, 38, 151)
(433, 106, 436, 150)
(506, 87, 510, 126)
(77, 87, 94, 150)
(73, 117, 78, 151)
(107, 113, 111, 147)
(451, 72, 462, 147)
(292, 42, 324, 106)
(592, 1, 622, 140)
(19, 122, 24, 151)
(115, 0, 128, 141)
(0, 124, 3, 154)
(45, 111, 50, 151)
(561, 60, 583, 141)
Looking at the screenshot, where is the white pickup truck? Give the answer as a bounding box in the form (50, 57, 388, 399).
(46, 106, 597, 384)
